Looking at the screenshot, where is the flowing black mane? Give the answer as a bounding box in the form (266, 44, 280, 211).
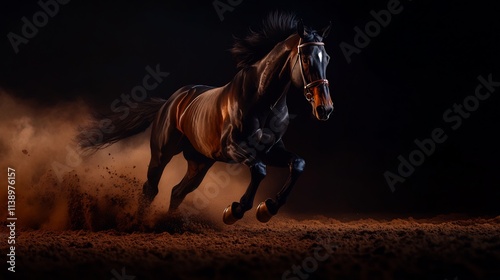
(231, 12, 299, 69)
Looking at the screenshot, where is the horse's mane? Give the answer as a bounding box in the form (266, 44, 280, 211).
(231, 11, 299, 69)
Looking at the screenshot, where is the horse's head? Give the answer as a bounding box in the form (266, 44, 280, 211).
(291, 20, 333, 121)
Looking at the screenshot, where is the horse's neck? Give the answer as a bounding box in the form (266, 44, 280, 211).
(255, 36, 299, 99)
(222, 34, 299, 114)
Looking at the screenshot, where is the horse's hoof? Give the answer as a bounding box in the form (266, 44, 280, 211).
(256, 200, 274, 223)
(223, 203, 240, 225)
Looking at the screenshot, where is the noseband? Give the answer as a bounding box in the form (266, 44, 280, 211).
(297, 40, 329, 102)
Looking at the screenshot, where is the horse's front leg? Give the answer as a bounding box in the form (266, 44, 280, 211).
(223, 161, 267, 225)
(256, 140, 305, 223)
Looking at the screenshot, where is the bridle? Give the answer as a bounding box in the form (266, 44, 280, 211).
(296, 40, 329, 102)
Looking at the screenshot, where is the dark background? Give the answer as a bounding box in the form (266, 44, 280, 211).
(1, 0, 499, 217)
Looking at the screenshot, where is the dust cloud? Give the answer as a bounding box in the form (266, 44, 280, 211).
(0, 90, 250, 232)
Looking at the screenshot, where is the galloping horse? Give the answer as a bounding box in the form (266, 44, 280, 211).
(79, 12, 333, 224)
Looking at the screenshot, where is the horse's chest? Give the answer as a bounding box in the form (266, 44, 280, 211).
(260, 119, 288, 143)
(251, 127, 280, 151)
(220, 106, 289, 163)
(250, 109, 289, 150)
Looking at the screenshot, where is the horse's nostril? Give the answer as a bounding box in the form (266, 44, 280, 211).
(316, 105, 332, 117)
(316, 106, 326, 116)
(316, 105, 333, 120)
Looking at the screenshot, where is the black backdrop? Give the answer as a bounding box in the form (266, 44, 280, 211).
(1, 0, 499, 217)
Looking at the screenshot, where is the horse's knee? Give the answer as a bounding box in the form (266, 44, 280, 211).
(290, 157, 305, 174)
(252, 162, 267, 181)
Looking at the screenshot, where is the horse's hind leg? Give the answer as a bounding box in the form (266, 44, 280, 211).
(141, 149, 173, 205)
(139, 145, 180, 215)
(139, 111, 183, 214)
(168, 147, 214, 211)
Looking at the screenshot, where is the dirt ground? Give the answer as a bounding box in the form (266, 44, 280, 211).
(2, 214, 499, 280)
(0, 135, 498, 280)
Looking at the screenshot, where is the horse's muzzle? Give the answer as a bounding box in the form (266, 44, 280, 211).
(316, 105, 333, 121)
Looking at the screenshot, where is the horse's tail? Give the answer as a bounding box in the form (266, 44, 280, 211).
(77, 97, 167, 151)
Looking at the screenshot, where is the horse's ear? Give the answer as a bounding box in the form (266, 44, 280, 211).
(320, 21, 332, 39)
(297, 19, 307, 39)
